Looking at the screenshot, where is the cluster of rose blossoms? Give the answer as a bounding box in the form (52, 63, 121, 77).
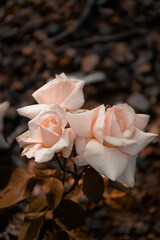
(17, 73, 157, 187)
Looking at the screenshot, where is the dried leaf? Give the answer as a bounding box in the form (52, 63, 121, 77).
(19, 195, 48, 239)
(0, 167, 36, 212)
(42, 177, 63, 211)
(18, 217, 43, 240)
(55, 200, 85, 230)
(83, 167, 104, 203)
(35, 168, 61, 179)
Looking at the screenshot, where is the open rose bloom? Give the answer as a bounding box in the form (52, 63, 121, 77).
(17, 73, 157, 187)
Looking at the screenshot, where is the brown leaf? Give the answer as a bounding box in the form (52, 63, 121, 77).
(55, 200, 85, 230)
(35, 168, 61, 179)
(18, 217, 43, 240)
(0, 167, 36, 211)
(25, 195, 48, 221)
(83, 167, 104, 203)
(42, 177, 63, 211)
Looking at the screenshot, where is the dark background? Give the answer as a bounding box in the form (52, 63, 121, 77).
(0, 0, 160, 239)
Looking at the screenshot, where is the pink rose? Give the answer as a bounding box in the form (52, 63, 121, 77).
(16, 104, 75, 163)
(32, 73, 85, 111)
(67, 104, 157, 186)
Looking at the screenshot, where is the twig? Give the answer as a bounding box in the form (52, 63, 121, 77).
(63, 165, 88, 197)
(42, 0, 95, 45)
(54, 153, 64, 171)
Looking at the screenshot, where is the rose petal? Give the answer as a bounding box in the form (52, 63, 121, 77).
(84, 139, 128, 181)
(34, 129, 71, 163)
(75, 137, 90, 155)
(40, 124, 60, 148)
(32, 74, 85, 111)
(135, 114, 150, 130)
(103, 135, 137, 147)
(17, 104, 48, 119)
(120, 128, 158, 155)
(75, 153, 88, 166)
(114, 103, 135, 133)
(18, 104, 67, 126)
(116, 155, 138, 187)
(67, 106, 100, 138)
(104, 109, 122, 138)
(62, 128, 75, 158)
(21, 143, 42, 159)
(92, 105, 105, 143)
(61, 79, 85, 111)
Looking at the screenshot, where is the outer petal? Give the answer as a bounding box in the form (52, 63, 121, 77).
(116, 155, 138, 187)
(61, 79, 85, 111)
(17, 104, 49, 119)
(75, 153, 88, 166)
(120, 128, 158, 155)
(16, 131, 38, 146)
(135, 114, 150, 130)
(34, 129, 71, 163)
(21, 143, 42, 159)
(32, 74, 85, 111)
(67, 106, 101, 138)
(18, 104, 67, 126)
(75, 137, 90, 155)
(83, 139, 128, 181)
(62, 128, 76, 158)
(103, 135, 137, 147)
(92, 105, 105, 143)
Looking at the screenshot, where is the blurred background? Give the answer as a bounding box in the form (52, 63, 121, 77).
(0, 0, 160, 239)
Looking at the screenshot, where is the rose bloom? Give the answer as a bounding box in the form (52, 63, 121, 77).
(67, 103, 157, 187)
(16, 105, 75, 163)
(32, 73, 85, 111)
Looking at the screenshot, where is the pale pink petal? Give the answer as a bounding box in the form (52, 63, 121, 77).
(92, 105, 105, 143)
(39, 124, 60, 148)
(61, 79, 85, 111)
(34, 129, 71, 163)
(62, 128, 76, 158)
(75, 137, 90, 155)
(84, 139, 128, 181)
(16, 130, 38, 146)
(75, 153, 88, 166)
(32, 79, 73, 105)
(67, 106, 100, 138)
(103, 135, 137, 147)
(120, 128, 158, 155)
(104, 109, 122, 138)
(113, 103, 135, 133)
(116, 155, 137, 187)
(28, 117, 42, 142)
(21, 143, 43, 159)
(135, 114, 150, 130)
(17, 104, 48, 119)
